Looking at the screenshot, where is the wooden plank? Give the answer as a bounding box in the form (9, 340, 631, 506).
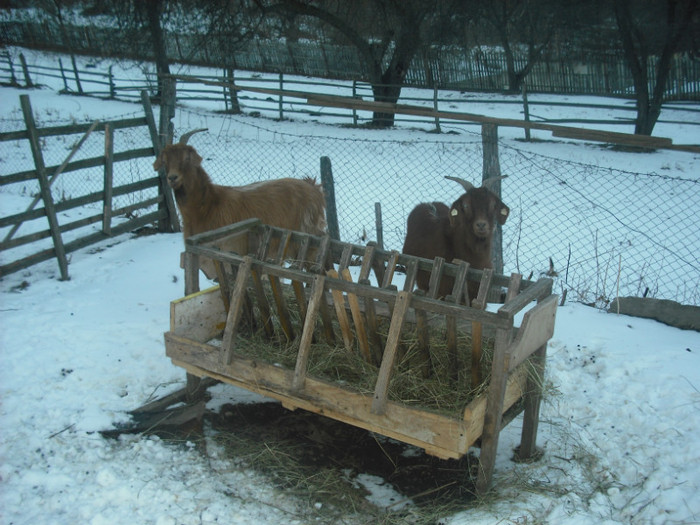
(170, 285, 227, 343)
(102, 124, 114, 235)
(381, 250, 399, 288)
(269, 273, 295, 342)
(446, 261, 470, 376)
(327, 269, 354, 350)
(507, 294, 558, 372)
(341, 268, 371, 363)
(358, 244, 375, 282)
(471, 268, 493, 387)
(168, 344, 469, 459)
(292, 274, 326, 391)
(505, 272, 522, 304)
(414, 290, 431, 378)
(498, 278, 553, 319)
(518, 344, 546, 461)
(371, 290, 412, 415)
(221, 257, 253, 365)
(402, 258, 418, 292)
(20, 94, 69, 280)
(250, 266, 275, 338)
(475, 326, 514, 495)
(427, 256, 445, 297)
(338, 244, 353, 270)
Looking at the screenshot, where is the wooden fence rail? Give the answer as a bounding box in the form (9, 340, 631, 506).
(0, 91, 179, 279)
(2, 52, 698, 134)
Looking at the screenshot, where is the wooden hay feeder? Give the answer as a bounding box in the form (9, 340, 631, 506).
(164, 218, 558, 494)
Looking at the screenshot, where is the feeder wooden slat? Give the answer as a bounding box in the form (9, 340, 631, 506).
(250, 267, 275, 338)
(447, 261, 470, 373)
(292, 274, 326, 391)
(328, 269, 354, 350)
(471, 268, 494, 386)
(341, 268, 371, 363)
(381, 250, 399, 288)
(221, 257, 253, 365)
(358, 244, 375, 281)
(371, 290, 412, 415)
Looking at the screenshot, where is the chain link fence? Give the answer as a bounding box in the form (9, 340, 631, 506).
(175, 106, 700, 307)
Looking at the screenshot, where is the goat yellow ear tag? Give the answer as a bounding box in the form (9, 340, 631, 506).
(451, 208, 459, 216)
(501, 208, 508, 216)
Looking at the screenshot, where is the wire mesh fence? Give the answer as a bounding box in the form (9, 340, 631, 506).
(175, 106, 700, 307)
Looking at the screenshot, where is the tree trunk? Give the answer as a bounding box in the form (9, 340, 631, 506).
(370, 83, 403, 128)
(144, 0, 170, 100)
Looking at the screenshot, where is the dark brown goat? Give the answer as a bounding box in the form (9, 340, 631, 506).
(402, 176, 510, 302)
(154, 129, 327, 279)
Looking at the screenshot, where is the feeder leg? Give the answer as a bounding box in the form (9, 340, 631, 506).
(475, 327, 511, 495)
(518, 344, 547, 461)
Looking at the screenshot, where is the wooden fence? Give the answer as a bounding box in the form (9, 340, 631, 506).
(2, 19, 699, 99)
(0, 92, 179, 279)
(3, 52, 698, 136)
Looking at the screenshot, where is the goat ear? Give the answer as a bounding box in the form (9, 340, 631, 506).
(185, 148, 203, 167)
(498, 204, 510, 225)
(449, 206, 459, 226)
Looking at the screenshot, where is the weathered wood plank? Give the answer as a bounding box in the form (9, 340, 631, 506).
(221, 257, 253, 365)
(292, 274, 326, 391)
(341, 268, 371, 363)
(371, 290, 412, 415)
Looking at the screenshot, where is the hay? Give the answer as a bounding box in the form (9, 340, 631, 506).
(219, 279, 495, 418)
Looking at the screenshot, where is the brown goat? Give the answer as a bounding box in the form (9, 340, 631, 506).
(154, 129, 327, 279)
(402, 176, 509, 302)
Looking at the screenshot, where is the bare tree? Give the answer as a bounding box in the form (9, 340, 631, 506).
(263, 0, 455, 127)
(475, 0, 562, 93)
(613, 0, 697, 135)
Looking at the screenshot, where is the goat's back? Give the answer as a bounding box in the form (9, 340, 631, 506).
(402, 202, 451, 261)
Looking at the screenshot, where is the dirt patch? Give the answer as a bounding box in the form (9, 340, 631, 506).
(209, 402, 479, 507)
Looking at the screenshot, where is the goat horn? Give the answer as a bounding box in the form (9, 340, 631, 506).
(444, 175, 475, 192)
(178, 128, 208, 145)
(482, 175, 508, 190)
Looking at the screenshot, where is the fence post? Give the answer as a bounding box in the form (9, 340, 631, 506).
(352, 80, 358, 126)
(58, 58, 69, 92)
(4, 51, 18, 85)
(103, 124, 114, 235)
(70, 54, 83, 94)
(320, 156, 340, 241)
(278, 72, 284, 120)
(19, 53, 33, 87)
(108, 65, 116, 99)
(521, 83, 531, 141)
(374, 202, 384, 249)
(433, 86, 441, 133)
(225, 68, 241, 114)
(481, 123, 504, 277)
(20, 94, 69, 280)
(142, 83, 181, 233)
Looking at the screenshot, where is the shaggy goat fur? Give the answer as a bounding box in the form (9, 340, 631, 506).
(402, 185, 509, 302)
(154, 143, 327, 278)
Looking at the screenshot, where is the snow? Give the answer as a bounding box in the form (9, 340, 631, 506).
(1, 49, 700, 524)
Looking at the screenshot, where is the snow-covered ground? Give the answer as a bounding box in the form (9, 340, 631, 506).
(1, 49, 699, 524)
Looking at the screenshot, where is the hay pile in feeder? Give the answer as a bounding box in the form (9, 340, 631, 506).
(217, 278, 496, 418)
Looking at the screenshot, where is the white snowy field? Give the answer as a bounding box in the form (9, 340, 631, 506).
(1, 49, 700, 524)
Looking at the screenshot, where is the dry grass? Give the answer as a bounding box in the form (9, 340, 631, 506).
(225, 280, 495, 418)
